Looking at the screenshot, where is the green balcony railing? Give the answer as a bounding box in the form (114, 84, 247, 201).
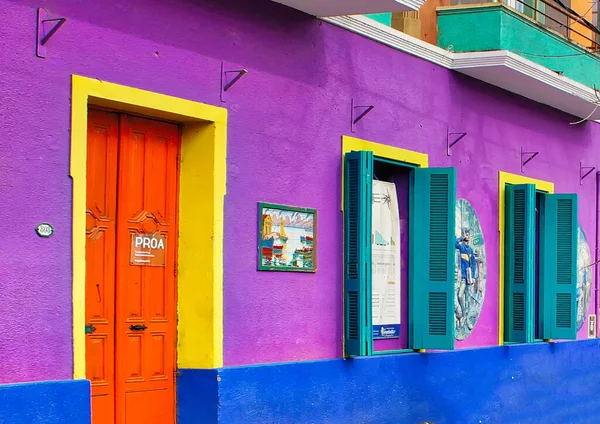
(438, 1, 600, 89)
(446, 0, 600, 50)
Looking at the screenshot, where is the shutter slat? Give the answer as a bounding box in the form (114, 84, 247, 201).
(556, 293, 572, 328)
(556, 199, 573, 284)
(429, 174, 450, 282)
(540, 193, 578, 340)
(410, 167, 456, 350)
(513, 292, 524, 331)
(428, 292, 448, 336)
(504, 184, 535, 343)
(344, 151, 373, 356)
(513, 190, 526, 284)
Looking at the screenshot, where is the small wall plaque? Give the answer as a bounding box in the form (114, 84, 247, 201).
(35, 223, 54, 238)
(589, 315, 596, 338)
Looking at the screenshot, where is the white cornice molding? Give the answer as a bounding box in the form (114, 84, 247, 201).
(322, 14, 600, 121)
(452, 50, 599, 105)
(322, 15, 454, 67)
(270, 0, 425, 17)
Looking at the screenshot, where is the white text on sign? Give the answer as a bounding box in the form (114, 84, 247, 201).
(130, 234, 167, 267)
(135, 236, 165, 250)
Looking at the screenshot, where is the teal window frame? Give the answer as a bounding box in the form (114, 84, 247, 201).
(503, 183, 578, 344)
(343, 150, 457, 357)
(372, 157, 417, 356)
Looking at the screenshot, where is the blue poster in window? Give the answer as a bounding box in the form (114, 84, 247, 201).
(373, 324, 400, 339)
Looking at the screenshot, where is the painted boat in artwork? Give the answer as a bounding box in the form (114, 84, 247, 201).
(262, 246, 273, 259)
(300, 235, 313, 245)
(273, 244, 284, 258)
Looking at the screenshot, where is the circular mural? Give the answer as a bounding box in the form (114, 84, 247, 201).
(577, 225, 592, 331)
(454, 199, 487, 341)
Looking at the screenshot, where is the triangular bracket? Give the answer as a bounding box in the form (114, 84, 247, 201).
(220, 62, 248, 102)
(521, 146, 539, 173)
(351, 98, 374, 133)
(580, 161, 596, 186)
(36, 8, 67, 59)
(446, 127, 467, 156)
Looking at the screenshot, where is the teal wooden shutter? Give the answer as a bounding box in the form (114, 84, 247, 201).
(409, 167, 456, 350)
(344, 151, 373, 356)
(539, 193, 578, 340)
(504, 184, 536, 343)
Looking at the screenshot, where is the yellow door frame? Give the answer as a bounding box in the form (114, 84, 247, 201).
(71, 75, 227, 379)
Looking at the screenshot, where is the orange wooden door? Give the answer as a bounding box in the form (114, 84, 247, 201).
(86, 110, 179, 424)
(114, 114, 179, 424)
(86, 110, 119, 424)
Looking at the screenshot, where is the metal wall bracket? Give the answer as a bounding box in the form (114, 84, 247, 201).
(351, 98, 374, 133)
(580, 161, 596, 185)
(36, 8, 67, 59)
(220, 62, 247, 102)
(521, 146, 539, 173)
(446, 127, 467, 156)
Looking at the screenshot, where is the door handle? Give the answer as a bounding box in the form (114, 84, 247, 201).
(85, 324, 97, 334)
(129, 324, 148, 331)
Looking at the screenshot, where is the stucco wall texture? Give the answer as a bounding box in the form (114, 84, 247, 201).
(1, 0, 599, 383)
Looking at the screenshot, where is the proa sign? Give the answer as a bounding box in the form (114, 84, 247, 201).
(130, 234, 167, 267)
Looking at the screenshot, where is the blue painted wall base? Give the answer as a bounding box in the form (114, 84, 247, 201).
(0, 379, 91, 424)
(177, 368, 219, 423)
(178, 340, 600, 424)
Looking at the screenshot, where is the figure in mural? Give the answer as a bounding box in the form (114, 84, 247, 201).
(576, 225, 592, 331)
(454, 199, 486, 340)
(455, 228, 476, 330)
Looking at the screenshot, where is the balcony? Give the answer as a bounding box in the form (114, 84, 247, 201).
(437, 1, 600, 90)
(323, 4, 600, 120)
(269, 0, 426, 17)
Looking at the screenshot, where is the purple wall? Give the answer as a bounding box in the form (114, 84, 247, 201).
(1, 0, 598, 382)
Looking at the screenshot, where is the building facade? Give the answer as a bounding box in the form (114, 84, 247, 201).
(2, 0, 600, 423)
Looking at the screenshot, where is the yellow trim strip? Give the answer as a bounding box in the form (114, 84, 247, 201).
(342, 136, 428, 167)
(71, 75, 227, 378)
(497, 171, 553, 346)
(341, 136, 428, 208)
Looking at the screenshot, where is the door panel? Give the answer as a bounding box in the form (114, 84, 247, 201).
(115, 115, 179, 424)
(86, 111, 179, 424)
(86, 110, 119, 424)
(125, 389, 171, 424)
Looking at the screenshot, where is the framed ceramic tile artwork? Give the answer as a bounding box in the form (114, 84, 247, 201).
(258, 203, 317, 272)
